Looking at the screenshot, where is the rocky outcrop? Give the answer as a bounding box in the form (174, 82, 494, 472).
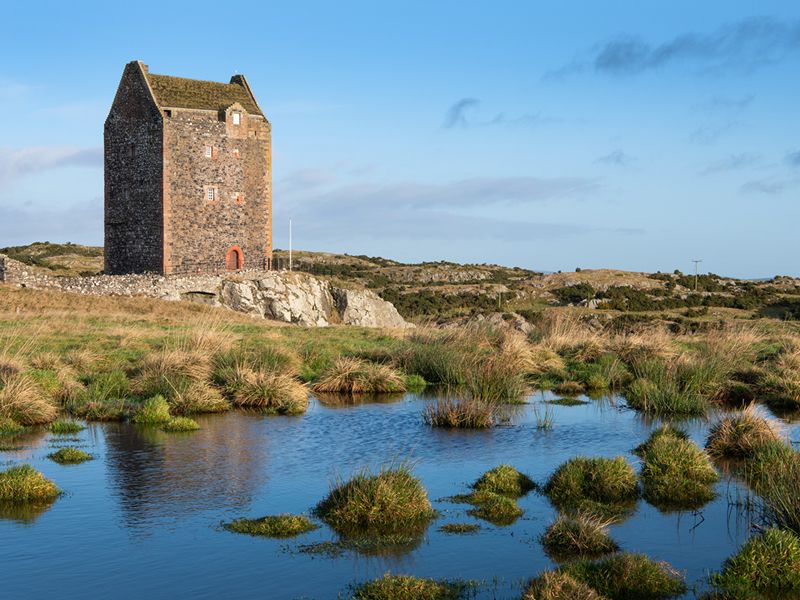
(0, 254, 412, 329)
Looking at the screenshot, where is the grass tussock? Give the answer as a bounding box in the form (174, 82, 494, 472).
(312, 357, 406, 394)
(233, 369, 309, 415)
(541, 512, 618, 561)
(522, 570, 607, 600)
(224, 514, 318, 538)
(315, 463, 435, 535)
(710, 528, 800, 596)
(48, 420, 84, 434)
(625, 357, 714, 416)
(458, 491, 523, 526)
(761, 347, 800, 409)
(161, 416, 200, 432)
(632, 425, 689, 457)
(133, 349, 211, 399)
(0, 417, 25, 436)
(638, 428, 718, 511)
(438, 523, 480, 534)
(168, 381, 230, 415)
(0, 373, 58, 425)
(561, 552, 686, 600)
(544, 456, 638, 518)
(705, 406, 781, 459)
(0, 464, 61, 502)
(351, 573, 468, 600)
(746, 443, 800, 534)
(132, 395, 172, 425)
(48, 447, 92, 464)
(554, 381, 585, 396)
(423, 398, 495, 429)
(472, 464, 536, 497)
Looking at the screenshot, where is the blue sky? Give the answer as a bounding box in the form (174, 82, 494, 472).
(1, 1, 799, 277)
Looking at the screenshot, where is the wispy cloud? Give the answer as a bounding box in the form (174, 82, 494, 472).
(443, 98, 480, 128)
(785, 150, 800, 167)
(0, 146, 102, 185)
(695, 94, 756, 113)
(549, 16, 800, 78)
(740, 178, 800, 195)
(689, 122, 738, 144)
(595, 150, 633, 166)
(701, 152, 761, 175)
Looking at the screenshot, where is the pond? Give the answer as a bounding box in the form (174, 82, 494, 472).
(1, 391, 796, 599)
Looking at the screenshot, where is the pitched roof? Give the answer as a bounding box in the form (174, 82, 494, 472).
(144, 71, 263, 116)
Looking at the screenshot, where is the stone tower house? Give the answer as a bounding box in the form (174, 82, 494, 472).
(104, 61, 272, 275)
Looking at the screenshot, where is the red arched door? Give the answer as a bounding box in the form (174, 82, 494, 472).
(225, 246, 244, 271)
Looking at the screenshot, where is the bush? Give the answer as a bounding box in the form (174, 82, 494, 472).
(132, 395, 171, 424)
(705, 406, 780, 459)
(639, 429, 718, 511)
(233, 370, 309, 415)
(0, 465, 61, 502)
(710, 528, 800, 595)
(312, 358, 406, 394)
(423, 398, 495, 429)
(351, 573, 468, 600)
(161, 417, 200, 432)
(562, 552, 686, 599)
(48, 447, 92, 464)
(0, 373, 58, 425)
(544, 456, 638, 517)
(224, 514, 318, 538)
(523, 571, 605, 600)
(315, 463, 435, 535)
(541, 513, 618, 561)
(471, 464, 535, 497)
(552, 284, 596, 305)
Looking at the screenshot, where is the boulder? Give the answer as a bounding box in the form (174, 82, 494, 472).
(332, 286, 413, 329)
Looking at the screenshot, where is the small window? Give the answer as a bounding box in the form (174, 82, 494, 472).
(204, 146, 213, 158)
(232, 148, 240, 158)
(206, 187, 216, 202)
(232, 112, 241, 125)
(164, 109, 172, 117)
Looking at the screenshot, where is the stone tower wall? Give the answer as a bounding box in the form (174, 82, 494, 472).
(104, 63, 164, 274)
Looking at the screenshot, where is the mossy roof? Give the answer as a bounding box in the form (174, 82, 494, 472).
(145, 73, 263, 116)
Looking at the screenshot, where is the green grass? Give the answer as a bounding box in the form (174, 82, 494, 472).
(710, 528, 800, 596)
(224, 514, 318, 538)
(462, 491, 523, 526)
(544, 456, 638, 517)
(423, 398, 495, 429)
(522, 570, 606, 600)
(638, 428, 719, 511)
(161, 417, 200, 432)
(541, 513, 619, 561)
(315, 463, 436, 535)
(132, 395, 172, 424)
(48, 420, 85, 434)
(632, 425, 689, 457)
(471, 464, 536, 497)
(705, 407, 780, 459)
(405, 374, 427, 391)
(625, 358, 721, 416)
(47, 447, 93, 464)
(547, 397, 589, 407)
(0, 465, 61, 502)
(745, 443, 800, 534)
(438, 523, 480, 534)
(0, 417, 25, 436)
(351, 573, 470, 600)
(561, 552, 686, 599)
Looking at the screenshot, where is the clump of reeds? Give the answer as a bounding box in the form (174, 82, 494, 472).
(212, 343, 301, 393)
(438, 523, 480, 534)
(554, 381, 584, 397)
(233, 369, 308, 415)
(761, 347, 800, 409)
(638, 428, 719, 511)
(540, 512, 618, 561)
(705, 406, 781, 459)
(70, 398, 130, 421)
(0, 464, 61, 502)
(399, 329, 470, 386)
(625, 357, 714, 416)
(423, 398, 495, 429)
(611, 330, 676, 365)
(561, 552, 686, 599)
(747, 444, 800, 534)
(710, 528, 800, 596)
(47, 447, 92, 464)
(472, 464, 536, 497)
(312, 357, 406, 395)
(168, 381, 230, 415)
(632, 425, 689, 457)
(132, 395, 172, 425)
(0, 417, 26, 436)
(224, 514, 318, 538)
(464, 491, 523, 526)
(351, 573, 468, 600)
(0, 372, 58, 425)
(161, 417, 200, 432)
(134, 349, 212, 399)
(544, 456, 638, 517)
(48, 420, 85, 435)
(315, 463, 435, 535)
(522, 570, 605, 600)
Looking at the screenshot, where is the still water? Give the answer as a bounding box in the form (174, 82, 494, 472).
(1, 392, 795, 600)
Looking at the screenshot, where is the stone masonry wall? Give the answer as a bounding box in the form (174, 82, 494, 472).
(163, 105, 271, 273)
(104, 62, 165, 274)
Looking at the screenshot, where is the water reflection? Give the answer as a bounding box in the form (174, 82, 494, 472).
(314, 392, 406, 408)
(103, 413, 270, 529)
(0, 499, 56, 524)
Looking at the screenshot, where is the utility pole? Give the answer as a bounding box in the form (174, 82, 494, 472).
(289, 218, 293, 272)
(692, 259, 703, 291)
